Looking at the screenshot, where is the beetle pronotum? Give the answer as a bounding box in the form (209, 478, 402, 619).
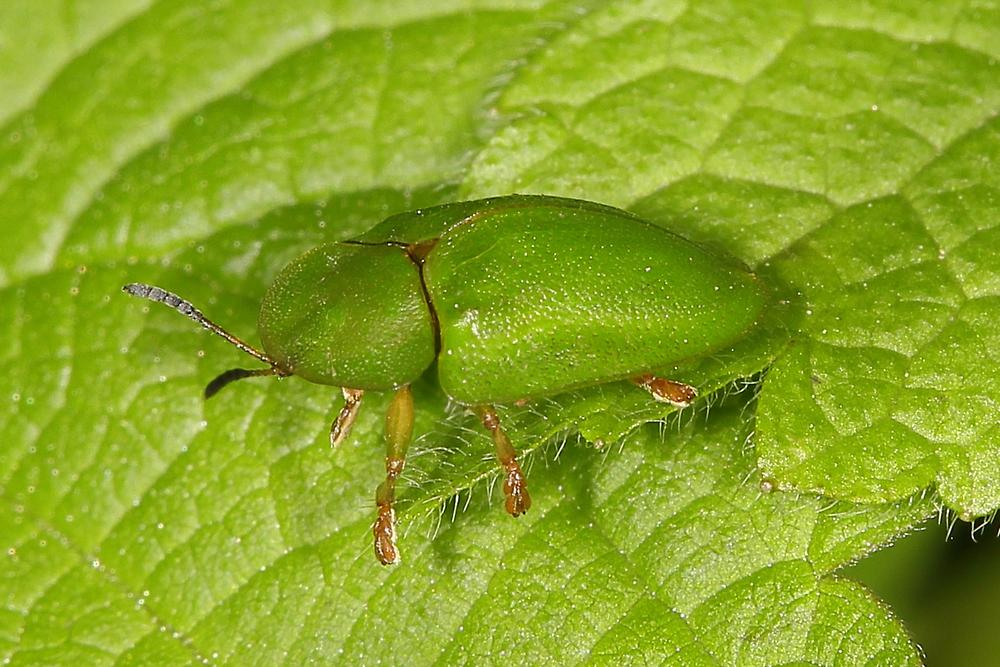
(124, 195, 767, 564)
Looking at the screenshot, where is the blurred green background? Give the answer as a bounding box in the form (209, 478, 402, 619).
(850, 521, 1000, 666)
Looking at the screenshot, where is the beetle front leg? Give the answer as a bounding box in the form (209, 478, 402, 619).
(330, 387, 365, 448)
(373, 385, 413, 565)
(476, 406, 531, 517)
(632, 374, 698, 408)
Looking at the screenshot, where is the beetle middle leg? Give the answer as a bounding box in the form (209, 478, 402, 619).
(476, 406, 531, 517)
(632, 374, 698, 408)
(373, 385, 413, 565)
(330, 387, 365, 448)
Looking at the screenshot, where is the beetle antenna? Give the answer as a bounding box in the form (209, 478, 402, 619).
(122, 282, 285, 371)
(204, 367, 282, 398)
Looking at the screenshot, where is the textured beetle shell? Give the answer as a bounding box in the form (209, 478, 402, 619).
(419, 201, 767, 403)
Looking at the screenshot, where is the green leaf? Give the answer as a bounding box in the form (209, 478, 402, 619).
(0, 287, 927, 663)
(2, 0, 994, 663)
(750, 52, 1000, 516)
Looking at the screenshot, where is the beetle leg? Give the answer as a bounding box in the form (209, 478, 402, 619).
(330, 387, 365, 448)
(373, 385, 413, 565)
(476, 406, 531, 517)
(632, 374, 698, 408)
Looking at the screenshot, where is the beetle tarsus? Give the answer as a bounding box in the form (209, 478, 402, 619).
(476, 406, 531, 517)
(633, 374, 698, 408)
(330, 387, 364, 448)
(373, 503, 399, 565)
(502, 461, 531, 516)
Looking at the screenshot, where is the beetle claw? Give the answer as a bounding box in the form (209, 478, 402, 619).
(503, 462, 531, 516)
(373, 504, 400, 565)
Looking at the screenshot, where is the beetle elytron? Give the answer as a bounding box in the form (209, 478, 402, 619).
(124, 195, 767, 564)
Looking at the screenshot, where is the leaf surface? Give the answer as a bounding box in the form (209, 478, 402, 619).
(3, 0, 996, 663)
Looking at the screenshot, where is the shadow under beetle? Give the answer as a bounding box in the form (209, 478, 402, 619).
(124, 194, 768, 564)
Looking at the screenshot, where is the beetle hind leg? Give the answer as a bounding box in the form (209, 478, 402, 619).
(633, 374, 698, 408)
(476, 406, 531, 517)
(373, 385, 414, 565)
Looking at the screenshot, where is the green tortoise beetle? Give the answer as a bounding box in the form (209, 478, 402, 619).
(124, 194, 768, 565)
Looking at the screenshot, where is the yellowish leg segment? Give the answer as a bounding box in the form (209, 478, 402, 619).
(330, 387, 365, 448)
(373, 385, 414, 565)
(632, 374, 698, 408)
(476, 406, 531, 517)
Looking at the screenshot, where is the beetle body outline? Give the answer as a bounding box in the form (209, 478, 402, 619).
(125, 194, 768, 564)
